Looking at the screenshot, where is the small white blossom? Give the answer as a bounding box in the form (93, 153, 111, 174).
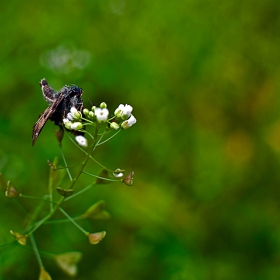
(121, 115, 136, 129)
(71, 122, 83, 130)
(66, 107, 82, 121)
(67, 112, 74, 121)
(75, 135, 88, 147)
(63, 118, 70, 124)
(70, 107, 82, 120)
(63, 118, 72, 129)
(95, 108, 109, 123)
(114, 104, 133, 120)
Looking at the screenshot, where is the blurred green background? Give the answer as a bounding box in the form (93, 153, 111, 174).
(1, 0, 280, 279)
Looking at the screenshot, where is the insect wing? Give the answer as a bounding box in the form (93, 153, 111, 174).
(32, 94, 64, 145)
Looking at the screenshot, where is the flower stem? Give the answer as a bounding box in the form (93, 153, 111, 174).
(30, 234, 44, 268)
(96, 129, 121, 146)
(25, 126, 99, 236)
(60, 145, 73, 181)
(82, 171, 119, 182)
(68, 126, 99, 191)
(59, 207, 88, 235)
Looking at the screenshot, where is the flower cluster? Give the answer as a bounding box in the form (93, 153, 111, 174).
(2, 77, 137, 280)
(114, 104, 137, 130)
(62, 103, 136, 147)
(63, 107, 83, 131)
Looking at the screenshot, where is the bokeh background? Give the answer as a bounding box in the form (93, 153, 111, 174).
(1, 0, 280, 279)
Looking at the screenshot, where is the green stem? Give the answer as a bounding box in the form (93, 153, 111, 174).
(66, 129, 114, 172)
(64, 183, 95, 201)
(82, 171, 119, 182)
(60, 145, 73, 181)
(59, 207, 88, 235)
(96, 128, 121, 146)
(43, 216, 83, 225)
(68, 126, 99, 191)
(29, 234, 44, 268)
(20, 194, 53, 203)
(25, 126, 99, 236)
(26, 196, 64, 235)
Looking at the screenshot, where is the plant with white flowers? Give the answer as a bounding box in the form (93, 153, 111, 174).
(1, 101, 136, 279)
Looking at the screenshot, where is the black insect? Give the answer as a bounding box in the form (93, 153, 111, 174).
(32, 78, 83, 145)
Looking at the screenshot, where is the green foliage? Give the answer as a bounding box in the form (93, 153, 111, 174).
(1, 0, 280, 279)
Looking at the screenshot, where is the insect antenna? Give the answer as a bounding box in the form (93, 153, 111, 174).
(83, 92, 94, 107)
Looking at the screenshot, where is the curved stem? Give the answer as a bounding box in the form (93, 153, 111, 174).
(82, 171, 119, 182)
(67, 128, 116, 170)
(96, 129, 121, 146)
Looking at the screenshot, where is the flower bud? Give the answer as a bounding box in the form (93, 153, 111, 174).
(100, 102, 107, 109)
(89, 111, 95, 119)
(83, 108, 89, 116)
(91, 106, 96, 112)
(110, 122, 119, 130)
(70, 122, 83, 131)
(87, 231, 106, 245)
(63, 119, 72, 130)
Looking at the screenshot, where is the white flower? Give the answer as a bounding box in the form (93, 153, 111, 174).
(121, 115, 136, 129)
(63, 118, 70, 124)
(114, 104, 133, 120)
(95, 108, 109, 123)
(67, 112, 74, 121)
(71, 122, 83, 130)
(67, 107, 82, 121)
(75, 135, 88, 147)
(71, 107, 82, 119)
(63, 118, 72, 129)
